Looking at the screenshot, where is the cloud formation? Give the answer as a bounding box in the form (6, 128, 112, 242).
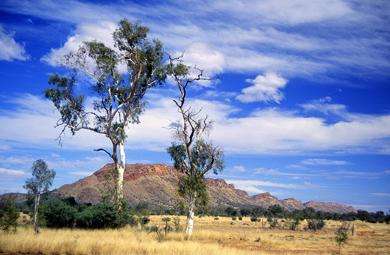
(236, 72, 287, 103)
(1, 94, 390, 155)
(0, 25, 28, 61)
(0, 167, 26, 178)
(2, 0, 389, 81)
(226, 179, 317, 195)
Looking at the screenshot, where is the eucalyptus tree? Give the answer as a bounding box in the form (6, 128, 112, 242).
(167, 58, 224, 236)
(24, 159, 55, 234)
(45, 20, 167, 206)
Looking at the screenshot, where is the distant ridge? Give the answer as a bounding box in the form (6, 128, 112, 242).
(1, 163, 356, 214)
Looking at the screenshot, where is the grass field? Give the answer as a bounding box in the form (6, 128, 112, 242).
(1, 216, 389, 255)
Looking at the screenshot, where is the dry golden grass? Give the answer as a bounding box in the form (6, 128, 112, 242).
(1, 216, 389, 255)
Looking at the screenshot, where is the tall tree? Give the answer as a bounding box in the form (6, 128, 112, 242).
(45, 19, 167, 206)
(24, 159, 55, 234)
(167, 58, 224, 236)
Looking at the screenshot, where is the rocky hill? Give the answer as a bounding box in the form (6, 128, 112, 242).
(51, 163, 355, 214)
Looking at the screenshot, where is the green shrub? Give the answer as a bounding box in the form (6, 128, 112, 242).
(128, 214, 139, 227)
(250, 216, 258, 222)
(307, 219, 325, 231)
(267, 217, 278, 229)
(173, 216, 182, 231)
(42, 198, 77, 228)
(0, 199, 18, 233)
(141, 216, 150, 225)
(238, 216, 243, 221)
(232, 216, 237, 220)
(76, 203, 130, 229)
(289, 218, 300, 231)
(335, 223, 349, 254)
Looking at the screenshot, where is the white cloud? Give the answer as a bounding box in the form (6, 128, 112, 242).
(0, 167, 26, 178)
(1, 94, 390, 155)
(226, 179, 314, 195)
(0, 25, 28, 61)
(210, 0, 353, 25)
(181, 43, 225, 78)
(232, 165, 246, 173)
(236, 72, 287, 103)
(5, 0, 388, 80)
(300, 97, 351, 119)
(0, 145, 11, 151)
(371, 193, 390, 198)
(42, 21, 116, 67)
(253, 166, 388, 180)
(300, 158, 348, 166)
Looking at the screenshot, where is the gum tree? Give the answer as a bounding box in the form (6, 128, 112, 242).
(24, 159, 55, 234)
(167, 58, 224, 236)
(45, 20, 166, 206)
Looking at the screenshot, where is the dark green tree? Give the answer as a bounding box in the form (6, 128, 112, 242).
(24, 159, 55, 234)
(45, 19, 167, 206)
(0, 198, 19, 233)
(167, 58, 224, 236)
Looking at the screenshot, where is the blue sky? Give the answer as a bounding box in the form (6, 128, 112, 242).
(0, 0, 389, 211)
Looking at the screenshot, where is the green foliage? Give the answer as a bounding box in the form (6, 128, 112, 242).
(225, 206, 239, 217)
(45, 19, 167, 145)
(141, 216, 150, 226)
(162, 217, 172, 232)
(250, 216, 258, 222)
(173, 216, 182, 232)
(42, 198, 77, 228)
(75, 202, 130, 229)
(307, 219, 325, 231)
(285, 218, 300, 231)
(268, 205, 284, 218)
(335, 223, 349, 254)
(168, 140, 223, 208)
(0, 198, 18, 233)
(267, 217, 278, 229)
(24, 159, 55, 195)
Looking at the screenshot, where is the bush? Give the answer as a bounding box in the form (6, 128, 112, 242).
(238, 216, 243, 221)
(162, 217, 173, 234)
(307, 219, 325, 231)
(141, 216, 150, 225)
(76, 203, 130, 229)
(173, 216, 182, 232)
(42, 198, 77, 228)
(289, 218, 300, 231)
(128, 214, 140, 227)
(267, 217, 278, 229)
(335, 223, 349, 254)
(0, 199, 18, 233)
(232, 216, 237, 221)
(250, 216, 258, 222)
(214, 217, 219, 220)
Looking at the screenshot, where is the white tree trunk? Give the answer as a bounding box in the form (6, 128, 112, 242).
(33, 194, 40, 234)
(116, 141, 126, 203)
(186, 196, 196, 236)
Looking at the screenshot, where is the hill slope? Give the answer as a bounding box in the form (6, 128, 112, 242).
(52, 163, 355, 214)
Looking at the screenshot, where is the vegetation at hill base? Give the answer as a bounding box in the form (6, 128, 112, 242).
(1, 215, 389, 255)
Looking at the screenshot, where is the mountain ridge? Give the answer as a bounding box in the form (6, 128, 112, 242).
(1, 163, 356, 214)
(53, 163, 355, 214)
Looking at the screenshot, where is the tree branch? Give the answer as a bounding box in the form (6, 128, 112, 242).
(94, 148, 114, 160)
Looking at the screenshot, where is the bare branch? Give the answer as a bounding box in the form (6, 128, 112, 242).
(94, 148, 114, 160)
